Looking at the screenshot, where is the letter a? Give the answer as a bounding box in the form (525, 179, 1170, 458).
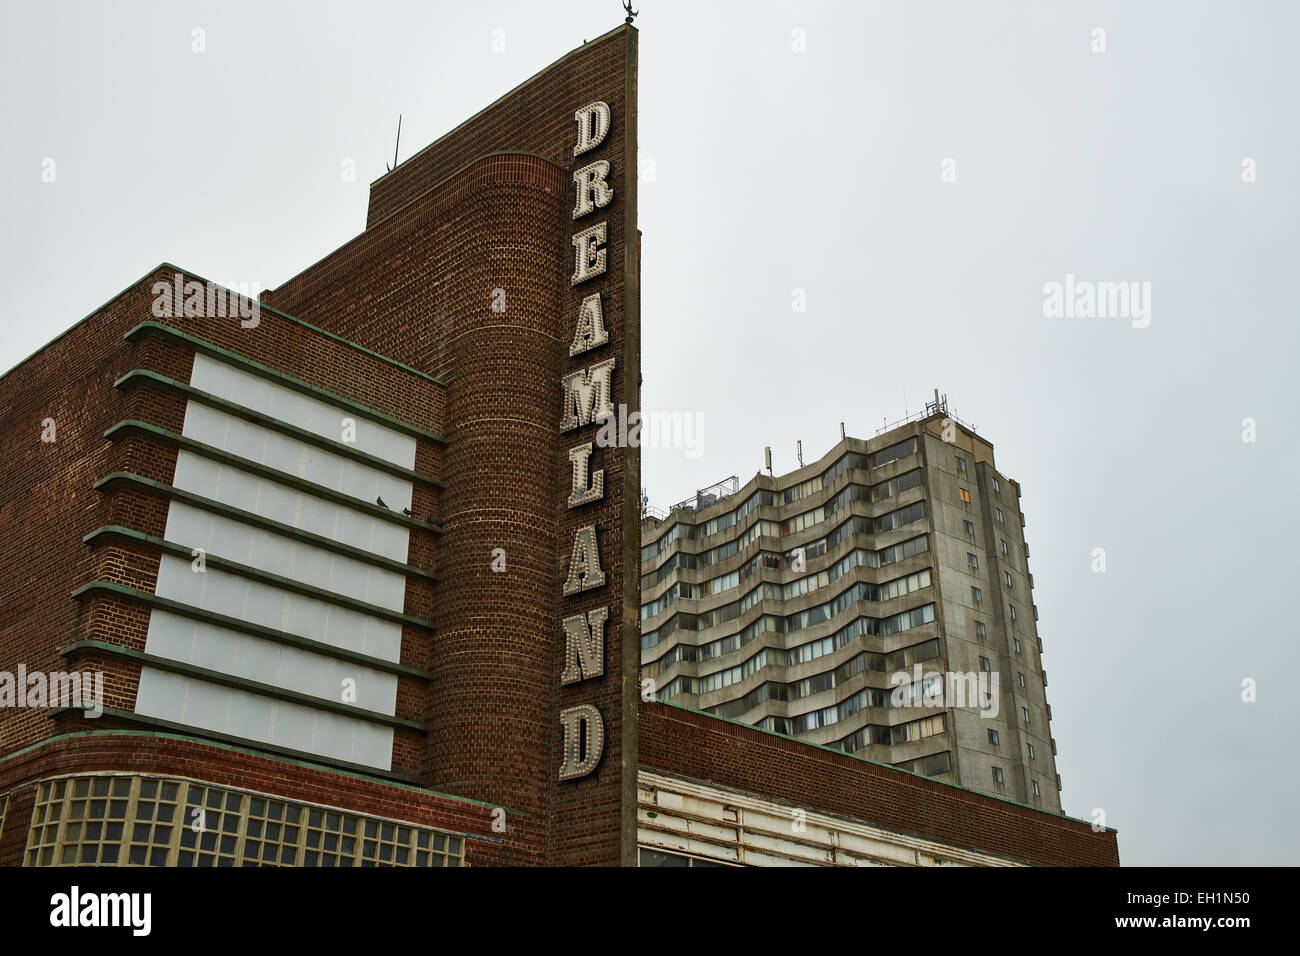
(563, 524, 606, 595)
(570, 293, 610, 356)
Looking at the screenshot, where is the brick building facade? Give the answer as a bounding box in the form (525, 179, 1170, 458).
(0, 23, 1118, 866)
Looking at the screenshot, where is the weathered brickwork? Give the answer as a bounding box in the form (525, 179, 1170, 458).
(639, 701, 1119, 866)
(266, 25, 641, 867)
(0, 734, 534, 867)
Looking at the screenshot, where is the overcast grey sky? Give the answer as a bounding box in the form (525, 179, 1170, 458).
(3, 0, 1296, 865)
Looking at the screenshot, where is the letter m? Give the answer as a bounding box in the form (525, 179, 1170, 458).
(1096, 281, 1129, 318)
(947, 671, 982, 710)
(560, 607, 608, 685)
(48, 671, 80, 708)
(101, 893, 130, 926)
(560, 358, 616, 432)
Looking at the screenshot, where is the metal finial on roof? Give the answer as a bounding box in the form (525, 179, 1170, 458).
(385, 114, 402, 173)
(623, 0, 638, 24)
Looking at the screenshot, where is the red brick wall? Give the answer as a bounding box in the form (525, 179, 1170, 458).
(0, 734, 539, 866)
(267, 25, 640, 867)
(0, 263, 444, 772)
(3, 27, 640, 868)
(639, 701, 1120, 867)
(361, 27, 635, 231)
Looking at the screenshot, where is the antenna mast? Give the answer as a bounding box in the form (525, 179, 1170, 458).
(386, 114, 403, 172)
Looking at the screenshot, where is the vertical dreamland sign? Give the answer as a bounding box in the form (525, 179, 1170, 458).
(316, 22, 642, 866)
(551, 25, 640, 866)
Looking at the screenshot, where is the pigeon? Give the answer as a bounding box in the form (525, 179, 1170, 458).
(376, 496, 389, 509)
(402, 507, 414, 517)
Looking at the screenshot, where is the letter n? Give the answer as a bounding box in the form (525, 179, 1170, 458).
(560, 606, 608, 684)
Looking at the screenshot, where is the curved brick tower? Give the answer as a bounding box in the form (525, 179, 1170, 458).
(266, 25, 640, 865)
(433, 158, 568, 812)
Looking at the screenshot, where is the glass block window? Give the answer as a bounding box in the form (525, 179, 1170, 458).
(179, 783, 244, 866)
(304, 807, 356, 867)
(126, 777, 179, 866)
(26, 774, 465, 868)
(414, 829, 463, 867)
(243, 794, 302, 867)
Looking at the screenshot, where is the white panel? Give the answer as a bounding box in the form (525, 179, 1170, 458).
(353, 723, 397, 770)
(248, 528, 293, 579)
(223, 416, 269, 463)
(148, 560, 400, 710)
(187, 355, 236, 399)
(311, 711, 357, 763)
(164, 503, 214, 553)
(181, 676, 236, 730)
(378, 429, 418, 471)
(137, 668, 393, 771)
(181, 400, 229, 447)
(306, 401, 344, 445)
(284, 593, 327, 640)
(224, 686, 275, 743)
(334, 507, 374, 554)
(291, 545, 334, 593)
(172, 451, 219, 500)
(189, 353, 416, 471)
(187, 620, 236, 673)
(265, 387, 318, 435)
(201, 571, 248, 621)
(361, 618, 403, 664)
(323, 606, 368, 657)
(135, 667, 191, 721)
(235, 375, 276, 418)
(155, 553, 204, 608)
(296, 494, 339, 540)
(231, 630, 281, 681)
(154, 559, 406, 671)
(365, 669, 399, 713)
(208, 514, 254, 564)
(179, 400, 414, 518)
(242, 577, 289, 632)
(142, 611, 196, 662)
(301, 451, 343, 491)
(262, 433, 306, 479)
(285, 645, 332, 693)
(253, 479, 298, 526)
(363, 565, 407, 611)
(376, 475, 413, 514)
(216, 468, 260, 512)
(271, 700, 317, 751)
(372, 522, 410, 564)
(175, 459, 408, 566)
(319, 551, 366, 603)
(339, 460, 380, 506)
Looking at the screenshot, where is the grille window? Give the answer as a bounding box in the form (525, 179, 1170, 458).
(26, 774, 465, 868)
